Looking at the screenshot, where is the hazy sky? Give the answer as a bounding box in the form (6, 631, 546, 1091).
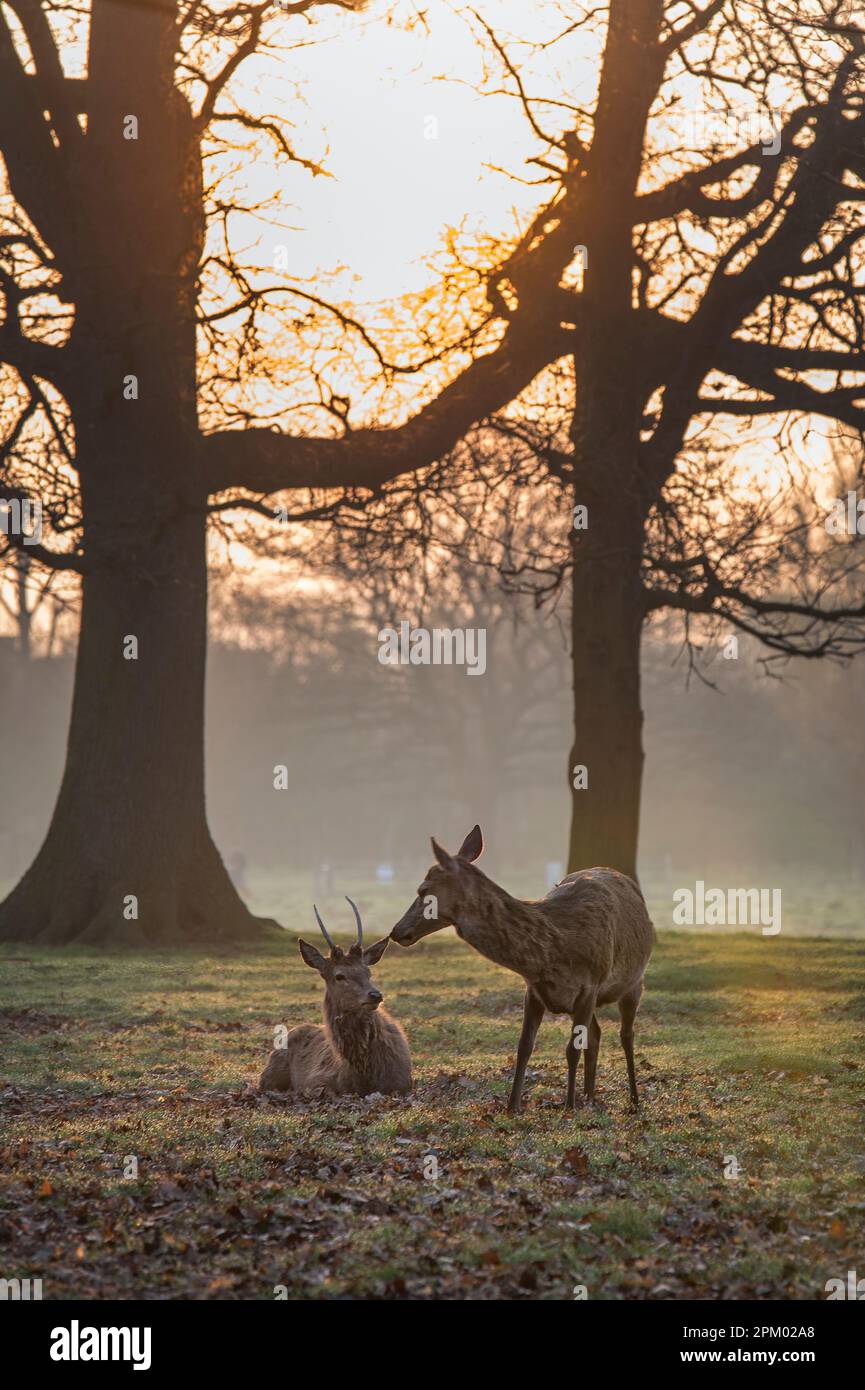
(230, 1, 595, 300)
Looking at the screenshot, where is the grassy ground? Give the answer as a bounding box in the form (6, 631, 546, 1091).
(1, 930, 863, 1300)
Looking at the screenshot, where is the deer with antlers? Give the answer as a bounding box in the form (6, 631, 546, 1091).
(391, 827, 654, 1113)
(258, 897, 411, 1097)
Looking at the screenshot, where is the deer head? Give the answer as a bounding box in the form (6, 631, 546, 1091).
(298, 897, 390, 1013)
(390, 825, 484, 946)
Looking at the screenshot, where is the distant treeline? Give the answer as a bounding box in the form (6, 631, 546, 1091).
(2, 620, 862, 891)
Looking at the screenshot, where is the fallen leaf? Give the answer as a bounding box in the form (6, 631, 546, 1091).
(562, 1147, 589, 1176)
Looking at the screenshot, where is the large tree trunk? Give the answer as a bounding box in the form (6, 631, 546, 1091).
(0, 502, 267, 945)
(567, 498, 646, 880)
(566, 315, 648, 880)
(562, 1, 663, 879)
(0, 1, 270, 944)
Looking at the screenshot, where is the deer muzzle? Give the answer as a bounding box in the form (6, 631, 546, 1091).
(391, 899, 441, 946)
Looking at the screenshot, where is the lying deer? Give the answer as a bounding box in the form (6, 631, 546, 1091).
(259, 897, 411, 1097)
(391, 826, 654, 1113)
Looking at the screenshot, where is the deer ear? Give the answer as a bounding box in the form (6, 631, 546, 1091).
(430, 837, 456, 870)
(363, 936, 390, 966)
(457, 824, 483, 862)
(298, 938, 327, 973)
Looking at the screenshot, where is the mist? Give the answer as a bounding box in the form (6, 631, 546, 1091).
(3, 618, 861, 938)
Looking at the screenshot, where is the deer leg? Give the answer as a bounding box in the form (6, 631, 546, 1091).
(583, 1014, 602, 1103)
(506, 987, 545, 1115)
(619, 982, 643, 1109)
(565, 1030, 579, 1110)
(565, 1012, 598, 1109)
(567, 990, 597, 1110)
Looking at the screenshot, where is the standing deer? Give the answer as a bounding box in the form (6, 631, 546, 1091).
(259, 897, 411, 1097)
(391, 826, 653, 1113)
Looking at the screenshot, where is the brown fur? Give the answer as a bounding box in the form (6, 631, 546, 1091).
(258, 923, 411, 1098)
(391, 826, 654, 1112)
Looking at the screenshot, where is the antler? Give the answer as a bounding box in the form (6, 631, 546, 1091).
(345, 895, 363, 947)
(313, 904, 336, 953)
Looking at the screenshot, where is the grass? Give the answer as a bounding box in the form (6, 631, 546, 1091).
(1, 930, 863, 1300)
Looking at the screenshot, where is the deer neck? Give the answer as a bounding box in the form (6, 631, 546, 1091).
(323, 995, 380, 1074)
(454, 882, 551, 979)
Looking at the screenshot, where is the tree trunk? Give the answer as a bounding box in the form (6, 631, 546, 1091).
(561, 1, 664, 879)
(567, 502, 646, 879)
(0, 2, 272, 944)
(0, 499, 268, 945)
(566, 331, 648, 880)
